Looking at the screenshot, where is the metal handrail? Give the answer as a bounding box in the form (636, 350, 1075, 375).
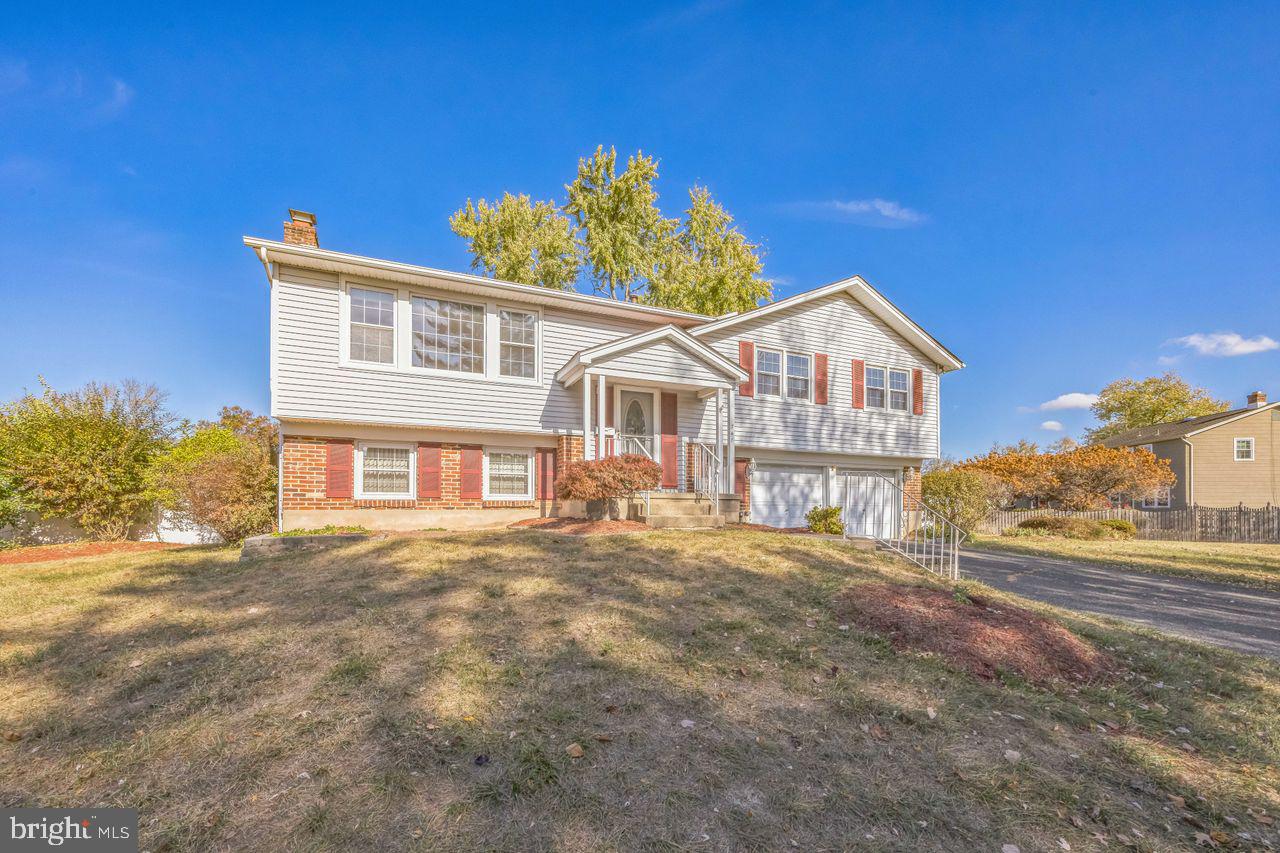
(617, 435, 654, 459)
(844, 473, 966, 580)
(690, 441, 722, 501)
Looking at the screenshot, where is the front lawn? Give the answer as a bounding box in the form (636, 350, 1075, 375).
(1, 530, 1277, 851)
(971, 535, 1280, 592)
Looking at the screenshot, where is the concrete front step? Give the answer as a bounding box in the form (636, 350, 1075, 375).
(639, 513, 727, 529)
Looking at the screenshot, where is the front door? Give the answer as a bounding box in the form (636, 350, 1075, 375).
(842, 472, 899, 539)
(619, 391, 654, 458)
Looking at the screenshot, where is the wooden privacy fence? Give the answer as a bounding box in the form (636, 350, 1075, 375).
(980, 505, 1280, 543)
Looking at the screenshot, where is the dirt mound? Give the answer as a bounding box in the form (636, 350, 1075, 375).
(510, 517, 649, 536)
(834, 583, 1114, 685)
(0, 541, 184, 566)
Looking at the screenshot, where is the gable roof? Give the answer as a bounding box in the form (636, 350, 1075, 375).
(1102, 402, 1280, 447)
(555, 325, 749, 386)
(688, 275, 965, 372)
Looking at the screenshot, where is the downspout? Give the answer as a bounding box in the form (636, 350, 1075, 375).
(259, 245, 283, 531)
(1181, 437, 1195, 507)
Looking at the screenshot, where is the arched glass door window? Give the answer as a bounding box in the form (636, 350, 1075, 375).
(624, 400, 648, 436)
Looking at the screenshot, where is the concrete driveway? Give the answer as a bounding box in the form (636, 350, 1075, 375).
(960, 548, 1280, 660)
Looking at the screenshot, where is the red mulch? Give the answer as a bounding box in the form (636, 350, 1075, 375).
(0, 541, 184, 566)
(834, 583, 1115, 685)
(510, 517, 649, 536)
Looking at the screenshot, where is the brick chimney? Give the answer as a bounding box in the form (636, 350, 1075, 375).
(1247, 390, 1267, 408)
(282, 209, 318, 247)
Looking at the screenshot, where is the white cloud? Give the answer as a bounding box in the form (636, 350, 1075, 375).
(1156, 354, 1181, 366)
(1169, 332, 1279, 358)
(1039, 392, 1098, 411)
(781, 198, 928, 229)
(1040, 420, 1064, 432)
(93, 78, 134, 120)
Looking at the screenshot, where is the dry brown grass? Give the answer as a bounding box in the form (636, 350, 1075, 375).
(0, 530, 1277, 851)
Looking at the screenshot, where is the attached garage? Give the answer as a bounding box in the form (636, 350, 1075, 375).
(750, 464, 827, 529)
(839, 471, 899, 540)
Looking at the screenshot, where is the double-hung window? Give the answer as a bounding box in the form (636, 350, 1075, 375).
(485, 449, 533, 500)
(499, 309, 537, 379)
(1141, 487, 1171, 509)
(786, 354, 811, 400)
(412, 297, 485, 373)
(357, 444, 414, 499)
(1235, 438, 1255, 461)
(756, 349, 782, 397)
(865, 367, 887, 408)
(888, 368, 910, 412)
(349, 287, 396, 364)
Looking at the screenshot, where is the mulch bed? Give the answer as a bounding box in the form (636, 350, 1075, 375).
(0, 541, 184, 566)
(509, 517, 649, 536)
(834, 582, 1115, 685)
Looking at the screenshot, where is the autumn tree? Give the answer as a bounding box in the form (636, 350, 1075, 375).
(0, 379, 173, 540)
(963, 442, 1174, 510)
(962, 441, 1048, 505)
(451, 146, 773, 313)
(449, 193, 580, 290)
(646, 186, 772, 315)
(1086, 373, 1229, 443)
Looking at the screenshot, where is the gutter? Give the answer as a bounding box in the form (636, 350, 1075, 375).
(1181, 436, 1195, 506)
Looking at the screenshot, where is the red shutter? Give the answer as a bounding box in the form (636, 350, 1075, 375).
(734, 459, 749, 501)
(534, 448, 557, 500)
(417, 443, 442, 499)
(912, 369, 924, 416)
(660, 392, 679, 489)
(325, 441, 354, 499)
(738, 341, 755, 397)
(814, 353, 829, 405)
(606, 390, 615, 429)
(459, 446, 483, 500)
(851, 359, 865, 409)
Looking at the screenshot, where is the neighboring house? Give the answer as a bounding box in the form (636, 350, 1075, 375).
(246, 210, 964, 533)
(1103, 392, 1280, 509)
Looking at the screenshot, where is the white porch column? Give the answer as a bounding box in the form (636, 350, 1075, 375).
(726, 387, 736, 495)
(714, 389, 724, 491)
(596, 372, 607, 459)
(581, 372, 592, 460)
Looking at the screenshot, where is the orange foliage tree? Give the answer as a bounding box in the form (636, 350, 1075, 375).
(964, 443, 1173, 510)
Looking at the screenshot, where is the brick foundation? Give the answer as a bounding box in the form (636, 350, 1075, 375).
(902, 466, 922, 503)
(557, 434, 585, 465)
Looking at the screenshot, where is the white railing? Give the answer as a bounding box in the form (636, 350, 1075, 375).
(690, 441, 722, 501)
(617, 435, 654, 459)
(845, 473, 965, 580)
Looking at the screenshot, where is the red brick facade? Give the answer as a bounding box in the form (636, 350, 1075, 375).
(902, 466, 922, 503)
(282, 436, 545, 511)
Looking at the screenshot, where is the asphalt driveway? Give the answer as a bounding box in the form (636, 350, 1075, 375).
(961, 548, 1280, 660)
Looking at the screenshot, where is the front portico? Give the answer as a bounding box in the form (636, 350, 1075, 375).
(555, 325, 749, 495)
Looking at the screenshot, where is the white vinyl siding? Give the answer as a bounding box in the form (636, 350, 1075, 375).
(699, 291, 941, 457)
(590, 339, 728, 386)
(273, 266, 660, 433)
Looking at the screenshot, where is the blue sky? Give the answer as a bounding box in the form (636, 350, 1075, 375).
(2, 2, 1277, 455)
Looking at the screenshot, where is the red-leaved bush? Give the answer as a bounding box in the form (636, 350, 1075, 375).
(555, 455, 662, 502)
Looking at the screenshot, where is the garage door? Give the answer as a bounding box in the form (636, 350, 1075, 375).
(840, 471, 899, 540)
(751, 465, 826, 529)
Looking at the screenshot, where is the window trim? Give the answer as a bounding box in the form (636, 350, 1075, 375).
(863, 364, 913, 414)
(754, 346, 814, 403)
(354, 441, 417, 501)
(496, 304, 541, 381)
(343, 283, 399, 367)
(887, 367, 911, 413)
(482, 446, 535, 501)
(409, 292, 488, 377)
(1234, 437, 1256, 462)
(336, 276, 543, 386)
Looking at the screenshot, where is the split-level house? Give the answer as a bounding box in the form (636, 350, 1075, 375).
(246, 211, 964, 534)
(1103, 391, 1279, 509)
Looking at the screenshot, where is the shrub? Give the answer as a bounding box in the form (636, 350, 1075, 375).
(0, 379, 173, 540)
(149, 411, 277, 544)
(806, 505, 845, 535)
(1013, 516, 1108, 540)
(920, 463, 1001, 534)
(555, 455, 662, 502)
(1098, 518, 1137, 539)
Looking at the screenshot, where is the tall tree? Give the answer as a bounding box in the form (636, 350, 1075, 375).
(645, 186, 773, 315)
(449, 193, 580, 290)
(563, 146, 678, 301)
(1085, 372, 1230, 443)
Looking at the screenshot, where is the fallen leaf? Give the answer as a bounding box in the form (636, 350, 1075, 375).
(679, 719, 695, 729)
(1167, 794, 1186, 809)
(1058, 839, 1071, 851)
(593, 735, 612, 743)
(565, 743, 585, 758)
(1179, 742, 1197, 753)
(2, 732, 21, 743)
(1002, 845, 1021, 853)
(869, 724, 889, 741)
(128, 659, 142, 668)
(1004, 749, 1021, 763)
(604, 705, 619, 713)
(804, 619, 817, 628)
(1193, 831, 1218, 848)
(926, 707, 937, 720)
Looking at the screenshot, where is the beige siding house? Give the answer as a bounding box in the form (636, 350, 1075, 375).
(1103, 392, 1280, 508)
